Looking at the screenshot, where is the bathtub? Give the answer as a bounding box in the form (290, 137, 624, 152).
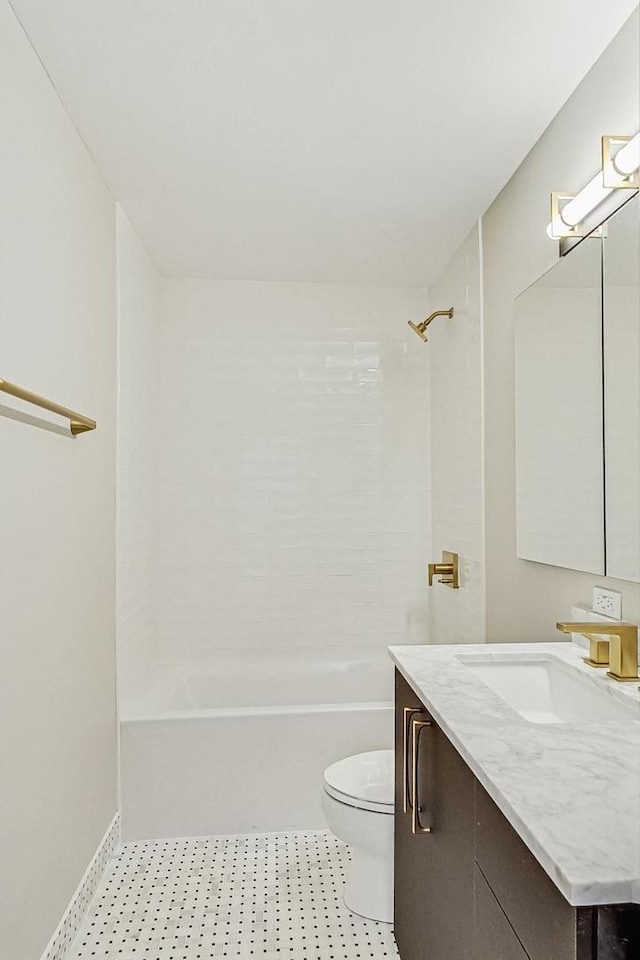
(119, 649, 394, 840)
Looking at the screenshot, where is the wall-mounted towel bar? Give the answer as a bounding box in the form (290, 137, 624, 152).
(0, 378, 96, 436)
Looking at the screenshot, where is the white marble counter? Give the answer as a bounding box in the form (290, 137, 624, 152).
(389, 641, 640, 907)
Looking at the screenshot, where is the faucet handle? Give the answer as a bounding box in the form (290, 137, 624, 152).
(556, 622, 611, 667)
(427, 551, 459, 589)
(428, 563, 448, 585)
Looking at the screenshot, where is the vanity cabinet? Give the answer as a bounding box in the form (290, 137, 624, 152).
(393, 670, 475, 960)
(474, 781, 589, 960)
(474, 866, 529, 960)
(394, 668, 640, 960)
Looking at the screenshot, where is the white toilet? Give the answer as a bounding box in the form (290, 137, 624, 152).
(321, 749, 394, 923)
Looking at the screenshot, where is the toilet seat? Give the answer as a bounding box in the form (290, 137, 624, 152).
(323, 750, 394, 815)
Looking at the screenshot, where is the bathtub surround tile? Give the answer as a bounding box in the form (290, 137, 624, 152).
(157, 642, 393, 672)
(67, 830, 398, 960)
(40, 813, 121, 960)
(116, 207, 161, 703)
(154, 281, 431, 672)
(427, 224, 486, 645)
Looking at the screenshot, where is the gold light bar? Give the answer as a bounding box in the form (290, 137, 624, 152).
(0, 378, 96, 435)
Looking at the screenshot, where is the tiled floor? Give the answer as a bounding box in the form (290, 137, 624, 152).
(68, 830, 399, 960)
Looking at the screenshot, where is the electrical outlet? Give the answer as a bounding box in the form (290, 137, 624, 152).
(592, 586, 622, 620)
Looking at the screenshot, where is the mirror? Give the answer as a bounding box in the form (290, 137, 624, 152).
(514, 194, 639, 581)
(515, 239, 604, 573)
(603, 197, 640, 581)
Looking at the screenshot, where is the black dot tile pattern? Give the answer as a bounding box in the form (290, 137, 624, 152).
(43, 814, 121, 960)
(67, 830, 399, 960)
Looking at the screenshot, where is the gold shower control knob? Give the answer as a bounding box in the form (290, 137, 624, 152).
(428, 562, 453, 583)
(427, 551, 459, 589)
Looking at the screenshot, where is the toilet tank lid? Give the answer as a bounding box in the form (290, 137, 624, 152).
(323, 749, 394, 806)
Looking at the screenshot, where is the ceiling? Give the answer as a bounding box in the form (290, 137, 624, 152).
(10, 0, 638, 285)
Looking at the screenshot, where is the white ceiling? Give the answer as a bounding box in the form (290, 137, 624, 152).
(10, 0, 638, 285)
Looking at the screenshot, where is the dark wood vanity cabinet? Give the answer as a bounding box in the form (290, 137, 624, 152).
(474, 781, 590, 960)
(394, 670, 475, 960)
(394, 669, 640, 960)
(474, 865, 529, 960)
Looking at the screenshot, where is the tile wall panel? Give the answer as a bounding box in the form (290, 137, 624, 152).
(157, 280, 431, 660)
(116, 207, 162, 698)
(427, 225, 485, 644)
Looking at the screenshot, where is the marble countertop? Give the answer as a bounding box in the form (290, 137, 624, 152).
(388, 641, 640, 907)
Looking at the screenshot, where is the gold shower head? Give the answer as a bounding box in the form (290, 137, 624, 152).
(408, 308, 454, 342)
(408, 320, 429, 342)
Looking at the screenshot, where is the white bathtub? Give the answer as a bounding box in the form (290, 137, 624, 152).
(119, 649, 394, 840)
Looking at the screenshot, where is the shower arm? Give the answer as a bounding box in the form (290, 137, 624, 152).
(408, 307, 454, 342)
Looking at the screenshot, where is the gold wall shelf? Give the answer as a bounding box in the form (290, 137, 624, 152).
(0, 378, 96, 436)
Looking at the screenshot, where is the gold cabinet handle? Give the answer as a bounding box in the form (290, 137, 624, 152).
(411, 718, 433, 834)
(402, 707, 422, 812)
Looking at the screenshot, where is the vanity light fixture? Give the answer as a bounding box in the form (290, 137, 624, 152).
(547, 133, 639, 240)
(603, 133, 640, 183)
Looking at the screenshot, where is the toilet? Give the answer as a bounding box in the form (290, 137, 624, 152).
(321, 749, 394, 923)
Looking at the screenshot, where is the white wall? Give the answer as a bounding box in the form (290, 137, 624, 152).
(0, 2, 118, 956)
(482, 9, 640, 641)
(156, 280, 431, 666)
(116, 206, 161, 705)
(427, 224, 485, 644)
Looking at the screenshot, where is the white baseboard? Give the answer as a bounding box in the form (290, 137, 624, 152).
(40, 811, 121, 960)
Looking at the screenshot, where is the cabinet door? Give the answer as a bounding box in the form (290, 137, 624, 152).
(475, 783, 592, 960)
(474, 866, 530, 960)
(394, 670, 429, 960)
(394, 669, 475, 960)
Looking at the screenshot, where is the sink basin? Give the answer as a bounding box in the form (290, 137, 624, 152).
(457, 655, 637, 724)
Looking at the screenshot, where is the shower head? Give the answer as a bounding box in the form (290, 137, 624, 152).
(408, 308, 454, 342)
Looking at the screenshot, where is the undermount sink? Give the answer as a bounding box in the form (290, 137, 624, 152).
(457, 654, 637, 724)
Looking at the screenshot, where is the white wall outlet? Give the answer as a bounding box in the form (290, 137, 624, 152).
(592, 586, 622, 620)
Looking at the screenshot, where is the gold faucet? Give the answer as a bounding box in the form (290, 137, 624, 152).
(556, 621, 639, 682)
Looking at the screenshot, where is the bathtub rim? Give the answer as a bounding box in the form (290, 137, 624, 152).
(120, 699, 393, 723)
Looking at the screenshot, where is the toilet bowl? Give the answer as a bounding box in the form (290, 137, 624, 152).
(321, 749, 394, 923)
